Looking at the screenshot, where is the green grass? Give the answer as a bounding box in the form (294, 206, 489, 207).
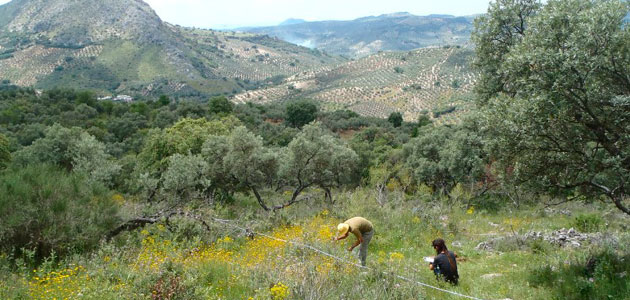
(1, 187, 627, 299)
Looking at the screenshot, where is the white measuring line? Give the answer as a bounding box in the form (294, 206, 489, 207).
(209, 217, 486, 300)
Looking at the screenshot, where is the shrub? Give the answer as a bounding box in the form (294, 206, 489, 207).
(285, 100, 318, 128)
(572, 214, 604, 233)
(0, 165, 120, 259)
(208, 96, 233, 115)
(0, 133, 9, 170)
(529, 251, 630, 300)
(388, 112, 403, 128)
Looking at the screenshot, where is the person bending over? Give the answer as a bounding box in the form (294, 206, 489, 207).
(334, 217, 374, 267)
(429, 238, 459, 285)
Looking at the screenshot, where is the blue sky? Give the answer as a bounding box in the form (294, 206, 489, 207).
(0, 0, 493, 29)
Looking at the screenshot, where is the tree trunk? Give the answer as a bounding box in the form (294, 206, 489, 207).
(323, 187, 333, 204)
(376, 183, 386, 207)
(250, 185, 270, 211)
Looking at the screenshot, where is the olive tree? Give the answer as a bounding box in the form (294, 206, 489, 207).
(160, 154, 210, 203)
(474, 0, 630, 214)
(280, 123, 359, 204)
(472, 0, 541, 103)
(405, 123, 486, 194)
(223, 127, 279, 210)
(13, 124, 120, 186)
(136, 116, 240, 200)
(285, 99, 318, 128)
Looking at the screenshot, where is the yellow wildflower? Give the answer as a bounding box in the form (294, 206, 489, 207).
(270, 283, 289, 300)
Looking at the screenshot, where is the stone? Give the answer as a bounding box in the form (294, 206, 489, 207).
(481, 273, 503, 279)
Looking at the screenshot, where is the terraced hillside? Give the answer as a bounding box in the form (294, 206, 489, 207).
(0, 0, 344, 98)
(234, 46, 476, 122)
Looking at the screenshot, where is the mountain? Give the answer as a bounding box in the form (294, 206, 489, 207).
(234, 46, 477, 123)
(242, 13, 475, 58)
(0, 0, 344, 98)
(279, 18, 307, 26)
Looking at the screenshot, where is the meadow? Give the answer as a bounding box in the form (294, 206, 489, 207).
(2, 187, 628, 300)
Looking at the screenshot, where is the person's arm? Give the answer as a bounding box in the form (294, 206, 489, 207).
(334, 232, 349, 241)
(429, 263, 435, 270)
(348, 231, 363, 251)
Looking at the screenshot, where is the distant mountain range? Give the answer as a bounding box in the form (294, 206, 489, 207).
(0, 0, 343, 98)
(0, 0, 477, 121)
(241, 13, 475, 58)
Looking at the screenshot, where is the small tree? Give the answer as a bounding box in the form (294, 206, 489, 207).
(388, 112, 403, 128)
(405, 124, 486, 194)
(280, 123, 359, 204)
(161, 154, 210, 203)
(208, 96, 234, 115)
(13, 124, 120, 186)
(286, 99, 318, 128)
(224, 127, 278, 210)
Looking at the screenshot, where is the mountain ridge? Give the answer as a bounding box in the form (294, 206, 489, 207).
(242, 13, 475, 57)
(0, 0, 343, 98)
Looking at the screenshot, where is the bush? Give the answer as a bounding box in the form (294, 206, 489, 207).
(285, 100, 318, 128)
(208, 96, 234, 115)
(0, 133, 9, 170)
(0, 165, 120, 259)
(572, 214, 604, 233)
(529, 251, 630, 300)
(388, 112, 403, 128)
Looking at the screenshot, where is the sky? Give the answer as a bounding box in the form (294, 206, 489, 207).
(0, 0, 492, 29)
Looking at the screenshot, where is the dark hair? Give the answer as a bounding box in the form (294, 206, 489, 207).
(432, 238, 457, 273)
(432, 238, 448, 255)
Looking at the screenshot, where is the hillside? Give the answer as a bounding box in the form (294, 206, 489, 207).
(234, 46, 476, 123)
(242, 13, 475, 58)
(0, 0, 344, 98)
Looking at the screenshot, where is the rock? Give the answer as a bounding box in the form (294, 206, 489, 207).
(475, 241, 493, 251)
(451, 241, 463, 248)
(481, 273, 502, 279)
(489, 222, 499, 227)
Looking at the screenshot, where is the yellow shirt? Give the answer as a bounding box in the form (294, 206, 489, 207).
(344, 217, 373, 236)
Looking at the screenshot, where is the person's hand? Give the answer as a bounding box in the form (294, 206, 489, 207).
(347, 247, 353, 252)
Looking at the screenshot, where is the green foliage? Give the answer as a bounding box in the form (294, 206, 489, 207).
(161, 154, 211, 202)
(281, 123, 359, 201)
(13, 124, 120, 186)
(0, 133, 9, 170)
(572, 214, 604, 233)
(208, 96, 234, 115)
(404, 122, 486, 193)
(529, 251, 630, 300)
(387, 112, 403, 128)
(285, 99, 318, 128)
(472, 0, 541, 103)
(474, 0, 630, 214)
(0, 164, 120, 258)
(137, 116, 241, 174)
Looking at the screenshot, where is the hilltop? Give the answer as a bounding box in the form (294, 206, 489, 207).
(242, 13, 475, 58)
(0, 0, 343, 98)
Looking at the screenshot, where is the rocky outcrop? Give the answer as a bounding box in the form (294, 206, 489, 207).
(475, 228, 618, 252)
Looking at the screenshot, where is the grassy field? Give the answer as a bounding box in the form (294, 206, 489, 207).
(1, 187, 628, 300)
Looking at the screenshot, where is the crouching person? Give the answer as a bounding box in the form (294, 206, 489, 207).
(334, 217, 374, 267)
(429, 238, 459, 285)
